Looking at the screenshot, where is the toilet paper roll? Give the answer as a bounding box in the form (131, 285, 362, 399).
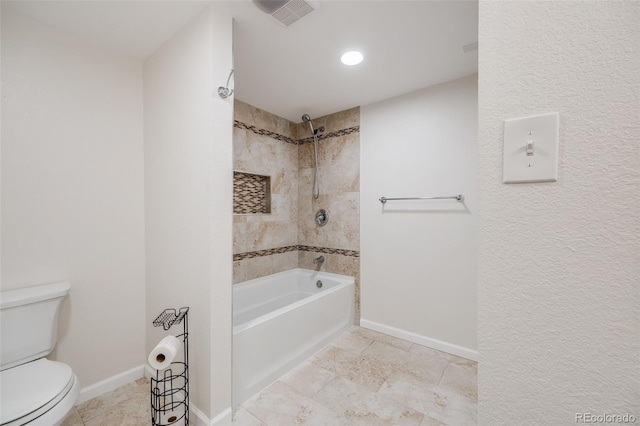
(160, 411, 185, 426)
(148, 335, 181, 370)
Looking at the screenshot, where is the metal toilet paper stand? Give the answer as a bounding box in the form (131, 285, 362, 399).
(150, 307, 189, 426)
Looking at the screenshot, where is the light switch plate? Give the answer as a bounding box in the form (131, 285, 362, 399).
(503, 112, 559, 183)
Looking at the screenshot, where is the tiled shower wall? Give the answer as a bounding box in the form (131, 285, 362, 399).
(296, 108, 360, 320)
(233, 101, 298, 281)
(233, 100, 361, 320)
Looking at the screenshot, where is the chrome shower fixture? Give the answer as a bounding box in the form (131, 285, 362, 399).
(252, 0, 320, 27)
(303, 114, 321, 199)
(315, 209, 328, 227)
(302, 115, 324, 135)
(218, 69, 234, 99)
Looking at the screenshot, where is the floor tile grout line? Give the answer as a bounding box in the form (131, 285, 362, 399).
(356, 339, 375, 355)
(275, 359, 428, 425)
(374, 375, 433, 422)
(373, 338, 411, 353)
(278, 379, 352, 422)
(306, 364, 340, 399)
(437, 362, 451, 386)
(308, 336, 432, 421)
(240, 403, 270, 426)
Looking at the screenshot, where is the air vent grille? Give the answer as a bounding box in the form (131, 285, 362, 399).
(271, 0, 317, 27)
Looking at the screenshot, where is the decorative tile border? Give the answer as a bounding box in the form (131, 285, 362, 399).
(233, 245, 359, 261)
(234, 120, 297, 145)
(298, 126, 360, 145)
(234, 120, 359, 146)
(298, 245, 360, 258)
(233, 246, 298, 261)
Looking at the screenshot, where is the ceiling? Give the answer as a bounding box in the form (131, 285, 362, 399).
(3, 1, 478, 123)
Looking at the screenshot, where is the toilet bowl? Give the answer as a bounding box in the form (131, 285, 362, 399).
(1, 359, 80, 426)
(0, 282, 79, 426)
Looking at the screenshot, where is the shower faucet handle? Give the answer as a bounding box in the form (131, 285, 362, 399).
(313, 255, 325, 264)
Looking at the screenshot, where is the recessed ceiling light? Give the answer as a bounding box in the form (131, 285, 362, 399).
(341, 51, 363, 66)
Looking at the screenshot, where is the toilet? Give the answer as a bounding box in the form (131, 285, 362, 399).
(0, 282, 80, 426)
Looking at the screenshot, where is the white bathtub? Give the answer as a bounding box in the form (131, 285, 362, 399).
(233, 268, 354, 406)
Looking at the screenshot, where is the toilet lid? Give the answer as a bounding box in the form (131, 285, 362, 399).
(0, 358, 73, 425)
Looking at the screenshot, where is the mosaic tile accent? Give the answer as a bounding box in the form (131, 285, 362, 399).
(298, 245, 360, 258)
(234, 171, 271, 214)
(233, 245, 298, 261)
(298, 126, 361, 145)
(233, 245, 360, 261)
(234, 120, 359, 146)
(234, 120, 297, 145)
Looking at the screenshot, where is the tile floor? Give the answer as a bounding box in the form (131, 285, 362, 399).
(62, 378, 150, 425)
(63, 326, 477, 425)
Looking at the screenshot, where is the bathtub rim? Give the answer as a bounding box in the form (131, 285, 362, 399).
(233, 268, 354, 334)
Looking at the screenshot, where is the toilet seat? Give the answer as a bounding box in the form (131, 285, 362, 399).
(0, 358, 77, 426)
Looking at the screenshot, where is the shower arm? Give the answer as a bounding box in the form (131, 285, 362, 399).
(217, 69, 234, 99)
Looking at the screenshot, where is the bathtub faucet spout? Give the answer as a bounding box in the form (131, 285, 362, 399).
(313, 255, 325, 265)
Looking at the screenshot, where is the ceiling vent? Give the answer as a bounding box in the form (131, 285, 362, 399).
(252, 0, 320, 27)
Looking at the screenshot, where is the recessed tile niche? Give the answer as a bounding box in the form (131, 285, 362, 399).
(233, 171, 271, 214)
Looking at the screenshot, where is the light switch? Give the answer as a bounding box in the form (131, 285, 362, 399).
(503, 112, 559, 183)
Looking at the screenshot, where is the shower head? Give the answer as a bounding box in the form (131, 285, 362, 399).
(302, 114, 316, 134)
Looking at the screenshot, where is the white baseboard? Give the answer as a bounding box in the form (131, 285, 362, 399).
(145, 364, 231, 426)
(360, 319, 478, 362)
(144, 363, 155, 379)
(183, 404, 231, 426)
(189, 403, 209, 426)
(77, 364, 145, 404)
(210, 407, 232, 425)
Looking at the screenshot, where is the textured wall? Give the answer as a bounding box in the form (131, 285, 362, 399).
(478, 1, 639, 424)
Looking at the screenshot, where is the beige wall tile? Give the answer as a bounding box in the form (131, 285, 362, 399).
(233, 101, 298, 266)
(298, 109, 360, 254)
(238, 251, 298, 283)
(234, 99, 295, 137)
(233, 99, 253, 126)
(244, 221, 297, 252)
(233, 222, 248, 253)
(233, 103, 360, 321)
(233, 260, 248, 284)
(297, 141, 314, 169)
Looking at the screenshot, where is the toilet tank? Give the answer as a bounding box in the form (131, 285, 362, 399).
(0, 282, 70, 371)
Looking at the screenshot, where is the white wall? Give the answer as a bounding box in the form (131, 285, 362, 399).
(361, 74, 478, 358)
(479, 1, 639, 424)
(144, 5, 233, 421)
(1, 7, 146, 391)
